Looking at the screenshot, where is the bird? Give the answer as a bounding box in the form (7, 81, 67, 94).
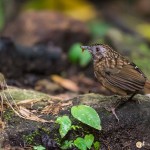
(81, 44, 150, 120)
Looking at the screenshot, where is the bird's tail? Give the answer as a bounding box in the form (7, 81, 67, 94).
(144, 80, 150, 94)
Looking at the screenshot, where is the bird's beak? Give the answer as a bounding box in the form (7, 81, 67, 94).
(80, 46, 92, 53)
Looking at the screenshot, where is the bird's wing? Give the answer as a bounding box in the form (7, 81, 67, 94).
(104, 63, 146, 92)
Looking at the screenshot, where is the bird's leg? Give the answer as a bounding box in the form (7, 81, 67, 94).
(110, 93, 136, 121)
(107, 93, 131, 122)
(128, 92, 136, 101)
(105, 106, 120, 122)
(111, 93, 136, 121)
(104, 95, 122, 122)
(111, 107, 119, 122)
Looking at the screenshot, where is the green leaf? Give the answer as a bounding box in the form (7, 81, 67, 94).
(68, 43, 91, 67)
(74, 137, 87, 150)
(94, 141, 100, 150)
(33, 145, 46, 150)
(71, 125, 81, 130)
(68, 43, 81, 64)
(61, 140, 74, 149)
(79, 50, 91, 67)
(56, 116, 72, 138)
(71, 105, 101, 130)
(84, 134, 94, 149)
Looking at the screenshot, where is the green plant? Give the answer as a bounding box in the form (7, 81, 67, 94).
(33, 145, 46, 150)
(56, 105, 101, 150)
(94, 141, 100, 150)
(56, 115, 72, 138)
(68, 43, 91, 67)
(71, 105, 101, 130)
(61, 140, 74, 149)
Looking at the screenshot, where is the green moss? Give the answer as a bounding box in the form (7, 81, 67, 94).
(3, 109, 14, 121)
(40, 127, 50, 134)
(1, 87, 50, 103)
(23, 130, 40, 145)
(23, 127, 50, 145)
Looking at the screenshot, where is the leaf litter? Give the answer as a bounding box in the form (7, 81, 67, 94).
(0, 73, 55, 127)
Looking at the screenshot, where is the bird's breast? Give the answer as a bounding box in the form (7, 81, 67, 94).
(94, 59, 106, 77)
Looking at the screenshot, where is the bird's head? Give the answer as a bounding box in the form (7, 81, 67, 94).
(81, 44, 108, 60)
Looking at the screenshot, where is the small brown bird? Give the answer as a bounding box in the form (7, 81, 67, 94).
(81, 44, 150, 120)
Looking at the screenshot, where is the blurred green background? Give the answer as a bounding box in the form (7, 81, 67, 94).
(1, 0, 150, 76)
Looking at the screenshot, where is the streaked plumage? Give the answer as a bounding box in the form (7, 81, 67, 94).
(81, 44, 150, 96)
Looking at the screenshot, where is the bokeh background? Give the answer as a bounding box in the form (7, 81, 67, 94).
(0, 0, 150, 97)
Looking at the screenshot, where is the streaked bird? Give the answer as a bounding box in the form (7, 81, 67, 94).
(81, 44, 150, 120)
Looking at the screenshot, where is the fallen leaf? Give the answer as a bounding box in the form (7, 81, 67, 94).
(17, 99, 41, 105)
(41, 100, 73, 115)
(51, 75, 79, 92)
(19, 106, 53, 122)
(50, 95, 63, 101)
(41, 103, 62, 115)
(61, 101, 72, 107)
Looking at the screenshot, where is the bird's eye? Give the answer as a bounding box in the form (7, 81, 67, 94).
(96, 47, 99, 52)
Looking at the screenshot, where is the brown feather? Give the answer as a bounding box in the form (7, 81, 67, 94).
(144, 80, 150, 94)
(104, 64, 146, 92)
(82, 43, 150, 95)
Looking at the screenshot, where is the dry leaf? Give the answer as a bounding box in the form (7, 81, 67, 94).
(41, 103, 62, 115)
(42, 100, 72, 115)
(19, 106, 53, 122)
(50, 95, 63, 101)
(17, 99, 41, 105)
(51, 75, 79, 92)
(61, 101, 72, 107)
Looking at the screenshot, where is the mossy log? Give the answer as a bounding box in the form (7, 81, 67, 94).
(0, 87, 150, 149)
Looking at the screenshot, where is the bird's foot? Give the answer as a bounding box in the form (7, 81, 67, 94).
(111, 107, 119, 122)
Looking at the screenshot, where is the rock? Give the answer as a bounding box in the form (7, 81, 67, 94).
(1, 87, 150, 149)
(2, 11, 90, 50)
